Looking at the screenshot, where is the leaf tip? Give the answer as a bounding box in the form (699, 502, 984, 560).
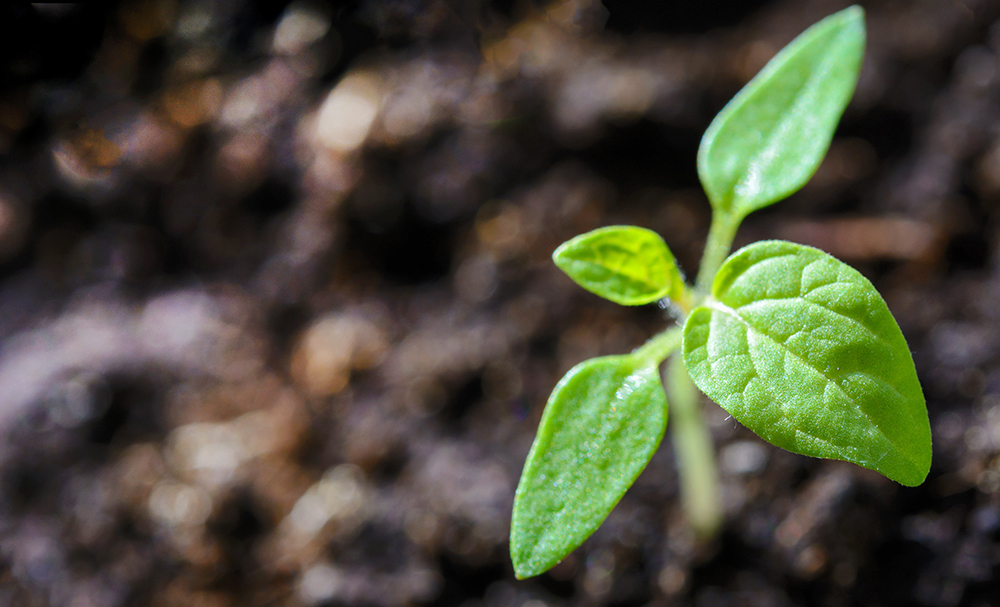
(511, 553, 530, 580)
(551, 241, 580, 289)
(509, 534, 547, 580)
(889, 465, 929, 488)
(829, 5, 866, 48)
(892, 445, 932, 488)
(840, 4, 865, 24)
(551, 240, 569, 266)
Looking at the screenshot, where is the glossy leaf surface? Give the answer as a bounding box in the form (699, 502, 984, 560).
(553, 226, 684, 306)
(682, 240, 931, 486)
(511, 355, 668, 578)
(698, 6, 865, 219)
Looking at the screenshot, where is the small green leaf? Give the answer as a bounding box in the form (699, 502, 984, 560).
(698, 6, 865, 219)
(511, 355, 668, 578)
(553, 226, 684, 306)
(682, 240, 931, 486)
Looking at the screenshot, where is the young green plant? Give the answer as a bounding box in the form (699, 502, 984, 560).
(510, 6, 932, 580)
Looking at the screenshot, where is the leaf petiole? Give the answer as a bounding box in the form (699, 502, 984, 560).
(632, 325, 683, 367)
(695, 211, 742, 292)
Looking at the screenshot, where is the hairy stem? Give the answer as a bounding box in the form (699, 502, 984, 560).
(633, 326, 683, 366)
(695, 212, 741, 292)
(666, 354, 723, 538)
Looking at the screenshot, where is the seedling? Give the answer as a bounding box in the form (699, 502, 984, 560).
(510, 6, 932, 580)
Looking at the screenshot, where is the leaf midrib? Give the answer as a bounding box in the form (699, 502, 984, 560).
(517, 366, 660, 571)
(703, 299, 919, 470)
(577, 245, 662, 288)
(730, 26, 848, 212)
(735, 295, 893, 353)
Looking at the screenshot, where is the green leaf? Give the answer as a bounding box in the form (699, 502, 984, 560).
(682, 240, 931, 486)
(511, 355, 668, 578)
(553, 226, 684, 306)
(698, 6, 865, 219)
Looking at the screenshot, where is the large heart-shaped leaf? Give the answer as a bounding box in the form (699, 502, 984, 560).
(682, 240, 931, 486)
(510, 355, 668, 578)
(698, 6, 865, 219)
(553, 226, 684, 306)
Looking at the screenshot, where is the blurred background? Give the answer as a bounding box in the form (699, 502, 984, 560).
(0, 0, 999, 605)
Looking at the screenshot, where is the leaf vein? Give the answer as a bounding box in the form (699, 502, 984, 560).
(705, 301, 917, 467)
(735, 295, 890, 350)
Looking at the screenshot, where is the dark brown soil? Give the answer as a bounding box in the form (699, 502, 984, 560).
(1, 1, 999, 606)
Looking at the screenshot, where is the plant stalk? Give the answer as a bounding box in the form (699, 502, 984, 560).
(666, 353, 722, 538)
(633, 326, 683, 366)
(695, 212, 741, 292)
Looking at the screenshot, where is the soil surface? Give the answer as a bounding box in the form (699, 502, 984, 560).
(1, 1, 999, 606)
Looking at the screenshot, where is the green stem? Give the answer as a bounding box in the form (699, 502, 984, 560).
(666, 353, 723, 538)
(633, 326, 683, 366)
(695, 212, 742, 292)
